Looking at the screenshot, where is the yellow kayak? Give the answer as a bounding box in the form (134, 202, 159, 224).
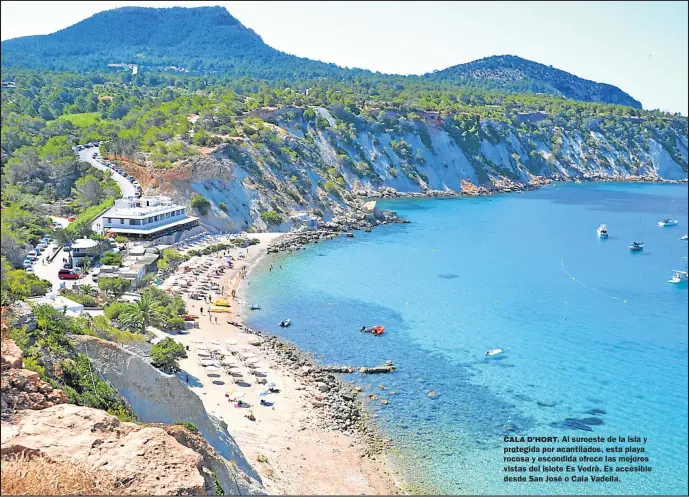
(214, 299, 231, 307)
(210, 306, 232, 313)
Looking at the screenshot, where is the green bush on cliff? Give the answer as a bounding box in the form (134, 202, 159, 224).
(151, 337, 187, 373)
(191, 194, 211, 215)
(260, 210, 283, 225)
(173, 421, 199, 432)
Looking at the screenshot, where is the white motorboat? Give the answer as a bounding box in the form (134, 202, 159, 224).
(485, 348, 503, 357)
(658, 218, 679, 227)
(628, 241, 644, 252)
(680, 234, 688, 240)
(250, 303, 261, 310)
(596, 224, 609, 238)
(668, 257, 688, 284)
(668, 270, 688, 284)
(279, 318, 291, 328)
(659, 203, 679, 227)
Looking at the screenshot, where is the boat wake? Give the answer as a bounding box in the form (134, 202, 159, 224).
(560, 260, 627, 304)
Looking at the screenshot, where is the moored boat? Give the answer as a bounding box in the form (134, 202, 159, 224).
(628, 241, 644, 252)
(658, 218, 679, 227)
(596, 224, 609, 238)
(279, 318, 291, 327)
(361, 325, 385, 335)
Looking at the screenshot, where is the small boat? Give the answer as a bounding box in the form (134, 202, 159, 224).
(210, 306, 232, 313)
(279, 318, 291, 327)
(250, 304, 261, 310)
(485, 349, 503, 357)
(214, 299, 231, 307)
(361, 325, 385, 336)
(680, 234, 688, 240)
(668, 257, 688, 284)
(658, 218, 678, 227)
(596, 224, 609, 238)
(628, 241, 644, 252)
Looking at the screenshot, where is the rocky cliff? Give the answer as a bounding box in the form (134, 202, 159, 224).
(128, 107, 688, 233)
(72, 335, 264, 495)
(1, 328, 264, 495)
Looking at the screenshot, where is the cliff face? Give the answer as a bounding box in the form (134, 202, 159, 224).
(72, 335, 264, 495)
(1, 334, 263, 495)
(131, 108, 688, 233)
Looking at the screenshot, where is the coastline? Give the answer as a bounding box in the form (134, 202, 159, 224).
(165, 233, 404, 495)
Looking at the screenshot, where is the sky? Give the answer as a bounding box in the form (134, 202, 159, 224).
(1, 1, 687, 115)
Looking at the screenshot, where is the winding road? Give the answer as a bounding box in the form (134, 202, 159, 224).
(77, 147, 137, 233)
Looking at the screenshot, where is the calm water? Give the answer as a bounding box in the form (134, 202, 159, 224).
(246, 183, 688, 495)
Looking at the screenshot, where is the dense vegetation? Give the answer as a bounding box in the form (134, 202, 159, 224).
(8, 304, 137, 421)
(1, 7, 642, 108)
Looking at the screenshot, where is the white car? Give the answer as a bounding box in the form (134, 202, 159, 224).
(25, 266, 35, 274)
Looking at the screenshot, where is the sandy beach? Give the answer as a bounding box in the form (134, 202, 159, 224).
(156, 233, 401, 495)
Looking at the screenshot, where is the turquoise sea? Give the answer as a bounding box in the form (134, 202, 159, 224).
(246, 183, 688, 495)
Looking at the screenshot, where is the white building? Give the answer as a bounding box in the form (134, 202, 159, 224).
(102, 196, 199, 240)
(29, 293, 85, 317)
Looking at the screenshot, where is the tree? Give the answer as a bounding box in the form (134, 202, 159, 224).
(100, 251, 122, 266)
(190, 195, 211, 215)
(98, 276, 130, 297)
(150, 337, 187, 373)
(118, 293, 165, 333)
(73, 175, 105, 207)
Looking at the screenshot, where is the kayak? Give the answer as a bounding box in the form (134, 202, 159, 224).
(214, 299, 231, 307)
(279, 318, 291, 327)
(210, 306, 231, 313)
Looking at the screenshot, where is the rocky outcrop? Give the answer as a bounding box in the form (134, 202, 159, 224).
(1, 404, 209, 495)
(1, 368, 68, 411)
(72, 335, 264, 495)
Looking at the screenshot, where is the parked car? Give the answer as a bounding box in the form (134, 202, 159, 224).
(67, 215, 77, 222)
(63, 246, 71, 252)
(25, 267, 35, 274)
(23, 259, 33, 267)
(58, 268, 80, 280)
(92, 152, 98, 158)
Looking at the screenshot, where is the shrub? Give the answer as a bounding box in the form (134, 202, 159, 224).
(164, 316, 186, 332)
(1, 258, 52, 302)
(219, 202, 229, 212)
(100, 251, 122, 266)
(151, 337, 187, 373)
(190, 195, 211, 216)
(389, 167, 399, 178)
(260, 211, 283, 225)
(173, 421, 199, 432)
(324, 180, 340, 195)
(98, 277, 130, 297)
(104, 301, 131, 321)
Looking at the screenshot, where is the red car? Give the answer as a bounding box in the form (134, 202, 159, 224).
(67, 215, 77, 222)
(58, 268, 80, 280)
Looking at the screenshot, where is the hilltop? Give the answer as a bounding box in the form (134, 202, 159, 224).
(427, 55, 642, 108)
(2, 6, 641, 108)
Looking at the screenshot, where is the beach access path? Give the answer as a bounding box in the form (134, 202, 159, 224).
(152, 233, 400, 495)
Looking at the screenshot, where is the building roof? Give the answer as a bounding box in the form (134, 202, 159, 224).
(106, 196, 186, 218)
(106, 216, 199, 235)
(72, 238, 99, 250)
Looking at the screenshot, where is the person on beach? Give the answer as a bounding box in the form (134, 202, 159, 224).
(200, 306, 204, 315)
(186, 374, 189, 383)
(215, 316, 218, 324)
(232, 290, 236, 299)
(209, 313, 212, 322)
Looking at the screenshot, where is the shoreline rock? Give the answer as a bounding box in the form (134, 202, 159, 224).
(229, 325, 393, 457)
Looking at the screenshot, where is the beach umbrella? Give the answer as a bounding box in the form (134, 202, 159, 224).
(191, 339, 204, 343)
(208, 339, 220, 345)
(205, 365, 220, 372)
